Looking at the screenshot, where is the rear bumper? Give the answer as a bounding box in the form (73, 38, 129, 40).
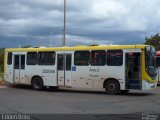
(142, 80, 157, 90)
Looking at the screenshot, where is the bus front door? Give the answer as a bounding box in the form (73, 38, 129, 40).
(125, 52, 142, 89)
(14, 55, 25, 84)
(57, 54, 72, 87)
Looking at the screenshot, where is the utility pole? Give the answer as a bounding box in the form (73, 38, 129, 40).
(50, 32, 52, 47)
(63, 0, 66, 46)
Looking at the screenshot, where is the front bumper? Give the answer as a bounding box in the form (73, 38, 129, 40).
(142, 80, 157, 90)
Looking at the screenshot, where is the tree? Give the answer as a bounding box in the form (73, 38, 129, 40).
(144, 33, 160, 51)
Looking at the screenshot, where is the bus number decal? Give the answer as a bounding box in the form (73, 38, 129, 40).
(42, 69, 55, 73)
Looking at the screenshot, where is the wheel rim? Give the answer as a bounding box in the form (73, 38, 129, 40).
(108, 83, 116, 91)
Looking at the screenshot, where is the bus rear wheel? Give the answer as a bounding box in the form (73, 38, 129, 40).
(31, 77, 44, 91)
(105, 79, 120, 95)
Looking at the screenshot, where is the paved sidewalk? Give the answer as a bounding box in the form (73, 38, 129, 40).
(0, 81, 8, 88)
(0, 85, 7, 88)
(0, 81, 6, 86)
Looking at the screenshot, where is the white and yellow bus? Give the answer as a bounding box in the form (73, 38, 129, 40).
(4, 45, 157, 94)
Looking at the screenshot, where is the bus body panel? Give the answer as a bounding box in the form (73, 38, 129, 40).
(90, 66, 106, 89)
(105, 66, 125, 90)
(24, 65, 37, 85)
(25, 65, 57, 86)
(71, 66, 125, 90)
(65, 70, 72, 87)
(6, 65, 14, 83)
(72, 66, 90, 88)
(5, 51, 14, 83)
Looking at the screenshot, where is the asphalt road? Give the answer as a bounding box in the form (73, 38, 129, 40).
(0, 85, 160, 120)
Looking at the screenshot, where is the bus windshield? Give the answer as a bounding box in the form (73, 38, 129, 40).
(145, 46, 157, 78)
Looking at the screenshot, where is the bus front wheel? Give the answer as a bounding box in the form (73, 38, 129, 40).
(105, 79, 120, 95)
(31, 77, 44, 91)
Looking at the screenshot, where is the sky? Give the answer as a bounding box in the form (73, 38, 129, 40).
(0, 0, 160, 48)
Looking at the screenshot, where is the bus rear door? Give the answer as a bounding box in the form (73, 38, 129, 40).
(14, 54, 25, 84)
(57, 54, 72, 87)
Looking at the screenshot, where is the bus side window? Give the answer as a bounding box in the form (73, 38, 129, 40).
(74, 51, 90, 66)
(27, 52, 37, 65)
(14, 55, 19, 69)
(7, 52, 12, 65)
(44, 52, 55, 65)
(38, 52, 55, 65)
(66, 55, 71, 70)
(107, 50, 123, 66)
(91, 50, 106, 66)
(21, 55, 25, 69)
(58, 55, 64, 70)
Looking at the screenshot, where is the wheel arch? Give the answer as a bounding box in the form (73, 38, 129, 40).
(103, 78, 120, 88)
(31, 75, 43, 85)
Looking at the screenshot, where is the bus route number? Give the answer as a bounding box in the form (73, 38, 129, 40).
(42, 69, 55, 73)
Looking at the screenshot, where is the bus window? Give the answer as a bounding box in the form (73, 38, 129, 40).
(38, 52, 55, 65)
(27, 52, 37, 65)
(107, 50, 123, 66)
(57, 55, 64, 70)
(21, 55, 25, 69)
(145, 46, 157, 78)
(14, 55, 19, 69)
(91, 50, 106, 66)
(66, 55, 71, 70)
(74, 51, 90, 66)
(7, 52, 12, 65)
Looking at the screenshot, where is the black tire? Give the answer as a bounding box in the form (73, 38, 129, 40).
(105, 79, 120, 95)
(31, 77, 44, 91)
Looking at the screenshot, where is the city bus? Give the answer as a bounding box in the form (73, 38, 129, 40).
(4, 45, 157, 94)
(156, 51, 160, 85)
